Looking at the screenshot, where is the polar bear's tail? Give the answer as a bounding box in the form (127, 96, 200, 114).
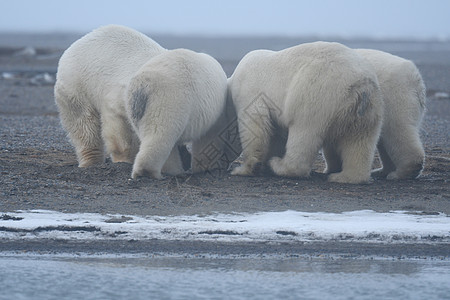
(331, 76, 384, 142)
(409, 63, 427, 112)
(128, 86, 149, 127)
(349, 77, 382, 118)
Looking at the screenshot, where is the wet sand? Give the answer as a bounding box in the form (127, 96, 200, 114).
(0, 33, 449, 256)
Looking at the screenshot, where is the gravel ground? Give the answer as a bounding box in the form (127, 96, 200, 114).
(0, 70, 448, 216)
(0, 35, 449, 256)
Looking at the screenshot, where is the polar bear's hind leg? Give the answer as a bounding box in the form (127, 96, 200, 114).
(55, 86, 104, 167)
(328, 132, 378, 184)
(379, 126, 425, 180)
(129, 90, 188, 179)
(231, 110, 273, 176)
(269, 125, 323, 178)
(372, 139, 396, 178)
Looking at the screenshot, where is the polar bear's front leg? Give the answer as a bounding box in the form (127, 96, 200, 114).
(230, 112, 272, 176)
(101, 113, 139, 164)
(55, 86, 105, 167)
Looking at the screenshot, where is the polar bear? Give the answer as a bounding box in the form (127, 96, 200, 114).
(54, 25, 166, 167)
(126, 48, 228, 179)
(228, 42, 384, 184)
(355, 49, 426, 179)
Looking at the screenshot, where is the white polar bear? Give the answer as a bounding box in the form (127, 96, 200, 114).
(228, 42, 384, 184)
(126, 48, 228, 179)
(355, 49, 426, 180)
(54, 25, 166, 167)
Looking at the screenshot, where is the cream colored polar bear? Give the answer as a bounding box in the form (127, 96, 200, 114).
(228, 42, 384, 184)
(55, 25, 165, 167)
(356, 49, 426, 179)
(126, 48, 228, 179)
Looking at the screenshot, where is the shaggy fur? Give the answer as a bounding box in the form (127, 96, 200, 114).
(126, 49, 227, 179)
(228, 42, 384, 184)
(54, 25, 165, 167)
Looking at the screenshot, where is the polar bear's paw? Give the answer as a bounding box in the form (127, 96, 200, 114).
(230, 164, 253, 176)
(230, 156, 265, 176)
(78, 148, 105, 167)
(386, 161, 423, 180)
(268, 157, 284, 175)
(131, 165, 164, 180)
(268, 157, 310, 178)
(110, 148, 136, 164)
(111, 155, 134, 164)
(386, 171, 401, 180)
(328, 172, 370, 184)
(386, 170, 418, 180)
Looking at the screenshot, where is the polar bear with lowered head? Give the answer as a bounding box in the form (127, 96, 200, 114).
(55, 25, 166, 167)
(126, 48, 228, 179)
(228, 42, 384, 184)
(355, 49, 426, 179)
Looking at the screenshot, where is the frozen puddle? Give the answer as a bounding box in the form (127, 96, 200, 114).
(0, 210, 449, 243)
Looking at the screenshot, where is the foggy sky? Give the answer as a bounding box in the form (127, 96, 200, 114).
(1, 0, 449, 39)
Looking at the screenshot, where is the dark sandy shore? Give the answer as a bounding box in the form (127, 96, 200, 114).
(0, 34, 449, 256)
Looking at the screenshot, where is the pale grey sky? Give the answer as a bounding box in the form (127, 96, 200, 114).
(1, 0, 449, 39)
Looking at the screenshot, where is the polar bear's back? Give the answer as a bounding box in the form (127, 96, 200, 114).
(355, 49, 426, 115)
(228, 49, 277, 110)
(127, 48, 227, 141)
(56, 25, 165, 106)
(282, 42, 380, 129)
(230, 42, 379, 122)
(283, 42, 377, 96)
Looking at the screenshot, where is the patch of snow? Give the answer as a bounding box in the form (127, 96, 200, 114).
(434, 92, 450, 99)
(0, 210, 448, 243)
(1, 72, 15, 80)
(30, 73, 54, 85)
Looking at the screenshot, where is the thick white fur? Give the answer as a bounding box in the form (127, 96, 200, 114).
(228, 42, 384, 184)
(126, 48, 228, 179)
(356, 49, 426, 179)
(55, 25, 165, 167)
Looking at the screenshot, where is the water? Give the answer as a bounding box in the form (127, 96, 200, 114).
(2, 210, 449, 299)
(1, 254, 449, 300)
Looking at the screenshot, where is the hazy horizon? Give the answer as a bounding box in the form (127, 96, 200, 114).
(1, 0, 450, 40)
